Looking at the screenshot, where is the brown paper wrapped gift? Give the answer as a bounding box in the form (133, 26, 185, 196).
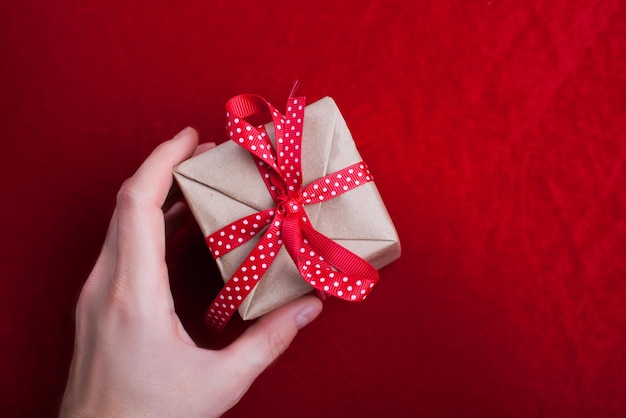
(173, 97, 400, 320)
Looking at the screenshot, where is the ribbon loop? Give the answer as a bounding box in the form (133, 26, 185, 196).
(206, 94, 379, 332)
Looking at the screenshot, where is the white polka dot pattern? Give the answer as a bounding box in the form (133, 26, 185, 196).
(301, 162, 373, 204)
(204, 94, 379, 332)
(206, 213, 284, 330)
(205, 208, 275, 257)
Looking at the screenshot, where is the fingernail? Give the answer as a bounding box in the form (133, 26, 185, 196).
(296, 304, 322, 329)
(173, 126, 193, 139)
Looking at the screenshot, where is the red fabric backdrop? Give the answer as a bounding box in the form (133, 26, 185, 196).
(2, 1, 625, 416)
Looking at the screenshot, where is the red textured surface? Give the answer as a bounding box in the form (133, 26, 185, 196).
(2, 1, 626, 417)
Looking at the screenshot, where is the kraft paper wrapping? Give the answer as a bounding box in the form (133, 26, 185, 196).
(173, 97, 400, 320)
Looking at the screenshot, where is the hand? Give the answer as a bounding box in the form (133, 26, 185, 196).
(60, 127, 323, 418)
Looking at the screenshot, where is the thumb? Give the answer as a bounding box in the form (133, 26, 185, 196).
(223, 295, 323, 379)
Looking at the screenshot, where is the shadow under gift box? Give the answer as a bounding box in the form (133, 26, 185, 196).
(173, 97, 401, 320)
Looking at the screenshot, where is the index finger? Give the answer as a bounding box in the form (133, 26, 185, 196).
(113, 127, 198, 300)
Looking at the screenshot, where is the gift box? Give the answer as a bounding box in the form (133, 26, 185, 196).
(173, 95, 400, 327)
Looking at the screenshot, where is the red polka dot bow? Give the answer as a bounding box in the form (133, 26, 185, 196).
(205, 94, 379, 332)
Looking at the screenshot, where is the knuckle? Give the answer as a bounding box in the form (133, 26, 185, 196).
(74, 282, 105, 337)
(74, 292, 89, 321)
(104, 282, 133, 319)
(116, 179, 145, 209)
(75, 281, 97, 320)
(108, 280, 144, 319)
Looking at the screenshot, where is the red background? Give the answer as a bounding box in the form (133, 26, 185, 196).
(2, 1, 626, 417)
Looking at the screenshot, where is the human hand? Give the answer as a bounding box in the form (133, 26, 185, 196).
(60, 127, 323, 418)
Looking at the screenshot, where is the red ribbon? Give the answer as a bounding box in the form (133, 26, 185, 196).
(205, 94, 379, 332)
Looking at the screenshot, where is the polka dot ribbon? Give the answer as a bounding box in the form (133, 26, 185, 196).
(205, 94, 379, 332)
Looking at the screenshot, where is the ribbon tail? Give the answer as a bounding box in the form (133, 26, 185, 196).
(282, 212, 379, 302)
(205, 214, 284, 333)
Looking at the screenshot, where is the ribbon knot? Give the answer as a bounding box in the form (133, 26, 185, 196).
(278, 193, 304, 215)
(204, 94, 380, 332)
